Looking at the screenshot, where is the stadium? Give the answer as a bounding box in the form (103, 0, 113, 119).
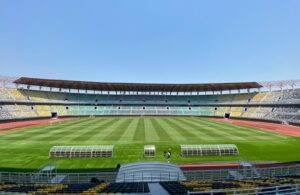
(0, 76, 300, 194)
(1, 0, 300, 194)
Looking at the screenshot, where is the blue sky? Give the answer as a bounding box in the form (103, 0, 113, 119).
(0, 0, 299, 83)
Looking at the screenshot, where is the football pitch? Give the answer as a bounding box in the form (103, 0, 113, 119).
(0, 116, 300, 172)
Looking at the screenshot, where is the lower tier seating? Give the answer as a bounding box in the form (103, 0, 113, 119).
(1, 176, 300, 194)
(160, 175, 300, 195)
(100, 182, 149, 194)
(0, 181, 149, 194)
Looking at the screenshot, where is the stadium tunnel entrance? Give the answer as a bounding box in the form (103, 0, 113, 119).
(51, 112, 58, 118)
(225, 113, 230, 119)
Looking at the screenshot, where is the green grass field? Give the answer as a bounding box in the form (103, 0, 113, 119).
(0, 116, 300, 172)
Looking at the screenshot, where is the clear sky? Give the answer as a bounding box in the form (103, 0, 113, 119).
(0, 0, 299, 83)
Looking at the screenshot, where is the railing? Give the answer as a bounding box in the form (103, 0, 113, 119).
(1, 164, 299, 184)
(0, 171, 117, 184)
(187, 183, 300, 195)
(117, 171, 183, 182)
(183, 164, 300, 181)
(1, 98, 300, 105)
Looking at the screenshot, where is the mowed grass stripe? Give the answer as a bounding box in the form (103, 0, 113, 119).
(38, 118, 110, 142)
(176, 118, 222, 140)
(72, 118, 120, 141)
(25, 118, 91, 132)
(183, 118, 249, 141)
(150, 118, 174, 141)
(202, 118, 289, 140)
(202, 118, 272, 136)
(158, 118, 189, 141)
(71, 118, 119, 142)
(13, 118, 97, 141)
(199, 118, 269, 137)
(133, 118, 145, 141)
(144, 118, 160, 142)
(200, 118, 288, 140)
(103, 118, 133, 141)
(210, 122, 278, 140)
(212, 121, 290, 139)
(4, 118, 85, 135)
(191, 118, 250, 141)
(119, 118, 140, 141)
(18, 118, 94, 139)
(92, 118, 128, 141)
(38, 118, 101, 136)
(165, 118, 200, 140)
(36, 118, 109, 142)
(189, 118, 256, 140)
(3, 118, 91, 138)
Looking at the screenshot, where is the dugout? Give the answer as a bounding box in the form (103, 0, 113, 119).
(49, 145, 114, 158)
(181, 144, 239, 157)
(144, 145, 155, 157)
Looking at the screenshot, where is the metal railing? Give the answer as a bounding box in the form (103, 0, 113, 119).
(183, 164, 300, 181)
(0, 171, 117, 184)
(187, 183, 300, 195)
(0, 164, 299, 184)
(117, 171, 183, 182)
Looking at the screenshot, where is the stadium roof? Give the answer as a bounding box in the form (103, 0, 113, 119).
(14, 77, 262, 92)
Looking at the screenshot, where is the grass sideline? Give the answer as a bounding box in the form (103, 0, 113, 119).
(0, 116, 300, 172)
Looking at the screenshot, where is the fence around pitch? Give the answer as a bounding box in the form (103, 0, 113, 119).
(187, 183, 300, 195)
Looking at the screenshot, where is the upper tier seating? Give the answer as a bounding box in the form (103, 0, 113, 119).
(4, 89, 260, 104)
(0, 88, 14, 100)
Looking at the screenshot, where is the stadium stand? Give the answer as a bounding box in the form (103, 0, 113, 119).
(0, 160, 299, 194)
(0, 181, 149, 194)
(100, 182, 150, 194)
(0, 78, 299, 124)
(1, 176, 300, 195)
(0, 88, 13, 100)
(1, 78, 300, 195)
(160, 176, 300, 195)
(0, 182, 108, 195)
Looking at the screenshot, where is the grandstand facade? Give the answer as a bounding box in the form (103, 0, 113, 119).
(0, 76, 300, 124)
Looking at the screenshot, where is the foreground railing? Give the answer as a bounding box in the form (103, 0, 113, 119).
(117, 172, 184, 183)
(187, 183, 300, 195)
(0, 171, 117, 184)
(0, 164, 299, 184)
(183, 164, 300, 181)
